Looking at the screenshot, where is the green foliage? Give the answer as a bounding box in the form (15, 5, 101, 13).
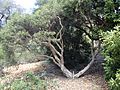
(0, 0, 119, 71)
(0, 12, 55, 65)
(104, 0, 120, 29)
(0, 0, 92, 67)
(63, 28, 91, 69)
(0, 0, 23, 27)
(0, 45, 4, 59)
(102, 24, 120, 89)
(109, 70, 120, 90)
(0, 72, 46, 90)
(103, 29, 120, 79)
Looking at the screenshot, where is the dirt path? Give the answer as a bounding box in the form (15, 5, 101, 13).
(43, 55, 108, 90)
(0, 61, 48, 84)
(48, 76, 107, 90)
(45, 70, 108, 90)
(0, 55, 108, 90)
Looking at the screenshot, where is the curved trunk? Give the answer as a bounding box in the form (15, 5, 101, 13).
(41, 16, 99, 78)
(60, 64, 73, 78)
(59, 40, 98, 78)
(59, 49, 96, 78)
(74, 53, 95, 78)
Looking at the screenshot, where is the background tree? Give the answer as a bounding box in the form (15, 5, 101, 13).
(0, 0, 22, 27)
(0, 0, 94, 77)
(0, 0, 24, 66)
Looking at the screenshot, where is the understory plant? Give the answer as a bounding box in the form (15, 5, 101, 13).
(0, 72, 47, 90)
(102, 24, 120, 90)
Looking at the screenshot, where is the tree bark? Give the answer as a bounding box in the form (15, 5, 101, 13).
(60, 64, 73, 78)
(38, 16, 99, 78)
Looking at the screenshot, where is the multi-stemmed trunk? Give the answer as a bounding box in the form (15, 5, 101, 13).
(40, 16, 99, 78)
(45, 38, 98, 78)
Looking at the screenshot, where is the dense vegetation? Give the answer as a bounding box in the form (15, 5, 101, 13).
(103, 23, 120, 90)
(0, 72, 46, 90)
(0, 0, 120, 89)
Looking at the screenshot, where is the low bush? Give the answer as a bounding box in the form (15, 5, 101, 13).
(0, 72, 47, 90)
(102, 25, 120, 90)
(109, 70, 120, 90)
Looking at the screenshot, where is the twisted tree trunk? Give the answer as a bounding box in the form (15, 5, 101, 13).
(39, 16, 99, 78)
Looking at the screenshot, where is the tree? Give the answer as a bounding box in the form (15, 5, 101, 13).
(30, 0, 120, 77)
(0, 0, 22, 27)
(0, 0, 24, 65)
(1, 0, 119, 78)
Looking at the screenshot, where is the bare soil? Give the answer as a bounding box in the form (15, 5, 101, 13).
(38, 55, 108, 90)
(0, 55, 108, 90)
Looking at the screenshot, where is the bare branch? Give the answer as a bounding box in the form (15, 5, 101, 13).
(74, 40, 99, 78)
(49, 41, 62, 57)
(52, 57, 60, 67)
(38, 55, 60, 66)
(60, 40, 64, 64)
(56, 16, 63, 39)
(55, 41, 62, 50)
(37, 55, 53, 59)
(47, 41, 61, 63)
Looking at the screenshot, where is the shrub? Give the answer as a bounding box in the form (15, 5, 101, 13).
(102, 25, 120, 90)
(109, 70, 120, 90)
(0, 45, 4, 59)
(0, 72, 47, 90)
(0, 45, 5, 65)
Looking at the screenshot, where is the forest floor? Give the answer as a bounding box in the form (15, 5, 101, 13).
(0, 54, 108, 90)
